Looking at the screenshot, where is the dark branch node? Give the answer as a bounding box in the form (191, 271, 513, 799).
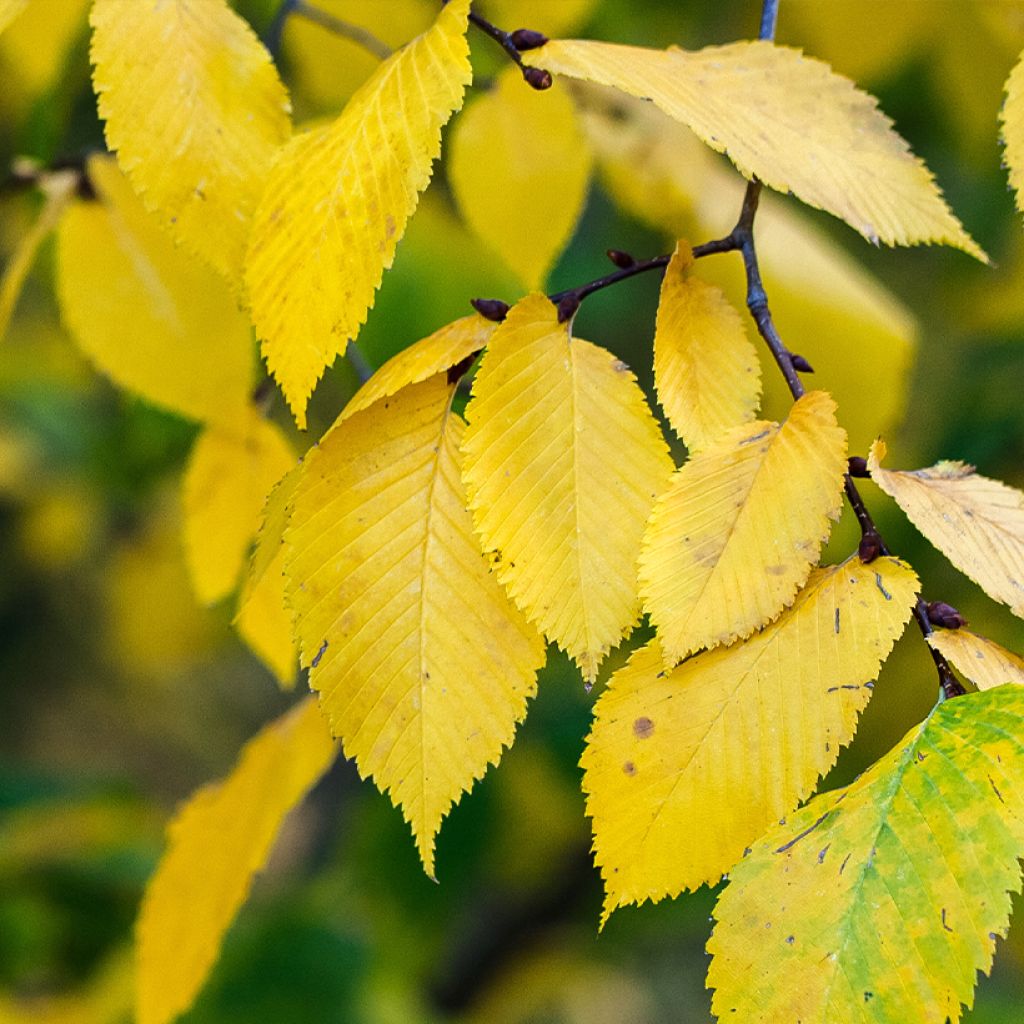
(847, 456, 870, 478)
(790, 353, 814, 374)
(606, 248, 636, 269)
(468, 10, 552, 89)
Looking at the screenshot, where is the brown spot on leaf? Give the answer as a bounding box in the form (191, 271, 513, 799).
(633, 716, 654, 739)
(622, 761, 637, 776)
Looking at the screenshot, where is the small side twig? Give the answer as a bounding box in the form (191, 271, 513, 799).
(266, 0, 392, 61)
(467, 10, 552, 90)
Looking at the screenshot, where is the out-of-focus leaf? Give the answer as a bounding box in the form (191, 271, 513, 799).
(182, 411, 295, 605)
(136, 698, 336, 1024)
(450, 67, 592, 290)
(56, 156, 253, 429)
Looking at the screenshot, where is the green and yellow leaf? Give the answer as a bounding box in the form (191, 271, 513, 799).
(234, 464, 304, 688)
(56, 156, 253, 429)
(577, 92, 917, 452)
(653, 242, 760, 452)
(462, 293, 674, 682)
(1001, 47, 1024, 214)
(246, 0, 472, 428)
(584, 556, 918, 921)
(0, 169, 78, 341)
(285, 373, 545, 875)
(531, 39, 983, 258)
(339, 313, 494, 425)
(639, 391, 846, 664)
(708, 685, 1024, 1024)
(182, 410, 295, 606)
(136, 698, 336, 1024)
(869, 439, 1024, 619)
(449, 66, 592, 290)
(90, 0, 291, 289)
(929, 628, 1024, 691)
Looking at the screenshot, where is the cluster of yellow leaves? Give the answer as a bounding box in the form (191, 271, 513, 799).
(13, 3, 1024, 1022)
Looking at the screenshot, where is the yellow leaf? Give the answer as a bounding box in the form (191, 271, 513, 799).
(90, 0, 291, 288)
(56, 156, 253, 429)
(0, 0, 87, 104)
(235, 545, 296, 689)
(653, 242, 760, 452)
(282, 0, 433, 114)
(584, 556, 918, 920)
(869, 439, 1024, 620)
(449, 66, 592, 290)
(640, 391, 846, 664)
(182, 411, 295, 605)
(284, 373, 544, 875)
(0, 170, 78, 341)
(0, 0, 27, 35)
(136, 698, 335, 1024)
(929, 628, 1024, 691)
(1001, 47, 1024, 214)
(476, 0, 596, 38)
(530, 39, 984, 258)
(708, 685, 1024, 1024)
(339, 313, 494, 424)
(246, 0, 472, 428)
(234, 464, 304, 688)
(578, 93, 917, 452)
(462, 293, 674, 682)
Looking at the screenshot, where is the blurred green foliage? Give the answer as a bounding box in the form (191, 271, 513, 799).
(2, 1, 1024, 1022)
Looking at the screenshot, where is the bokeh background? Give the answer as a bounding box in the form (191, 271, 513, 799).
(2, 1, 1024, 1021)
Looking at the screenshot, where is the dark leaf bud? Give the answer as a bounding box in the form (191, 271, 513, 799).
(926, 601, 967, 630)
(858, 529, 882, 564)
(470, 297, 509, 322)
(847, 456, 869, 478)
(790, 353, 814, 373)
(606, 249, 636, 269)
(523, 66, 553, 90)
(510, 28, 548, 51)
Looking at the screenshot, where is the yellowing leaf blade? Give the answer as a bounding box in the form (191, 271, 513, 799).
(90, 0, 291, 288)
(234, 463, 304, 688)
(246, 0, 472, 428)
(0, 0, 27, 35)
(136, 698, 336, 1024)
(339, 313, 495, 425)
(1001, 48, 1024, 214)
(235, 544, 297, 688)
(56, 156, 253, 428)
(285, 374, 545, 875)
(584, 556, 918, 920)
(708, 686, 1024, 1024)
(869, 440, 1024, 619)
(462, 293, 674, 681)
(182, 411, 295, 605)
(640, 391, 846, 663)
(653, 244, 761, 451)
(450, 66, 593, 289)
(532, 39, 984, 258)
(929, 628, 1024, 691)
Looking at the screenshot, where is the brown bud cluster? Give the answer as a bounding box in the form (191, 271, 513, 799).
(925, 601, 967, 630)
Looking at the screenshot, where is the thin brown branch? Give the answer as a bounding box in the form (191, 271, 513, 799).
(466, 9, 552, 89)
(270, 0, 393, 61)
